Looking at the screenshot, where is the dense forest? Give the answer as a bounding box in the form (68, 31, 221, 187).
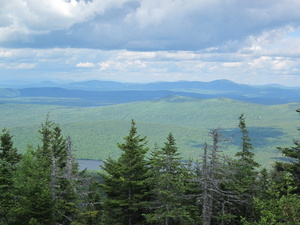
(1, 110, 300, 225)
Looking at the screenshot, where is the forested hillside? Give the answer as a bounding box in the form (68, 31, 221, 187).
(1, 112, 300, 224)
(0, 95, 299, 166)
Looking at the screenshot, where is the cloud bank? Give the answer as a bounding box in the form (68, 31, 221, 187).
(1, 0, 300, 86)
(1, 0, 300, 50)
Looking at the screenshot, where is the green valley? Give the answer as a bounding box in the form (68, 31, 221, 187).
(1, 95, 299, 167)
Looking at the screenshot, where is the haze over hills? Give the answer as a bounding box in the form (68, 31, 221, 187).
(2, 79, 299, 91)
(0, 79, 299, 167)
(0, 79, 299, 106)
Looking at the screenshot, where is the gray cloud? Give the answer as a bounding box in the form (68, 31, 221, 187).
(1, 0, 300, 50)
(1, 0, 300, 86)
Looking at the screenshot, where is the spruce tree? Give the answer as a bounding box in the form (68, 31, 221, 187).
(235, 114, 259, 166)
(245, 176, 300, 225)
(275, 109, 300, 193)
(38, 120, 82, 224)
(0, 128, 22, 224)
(100, 120, 149, 225)
(13, 147, 54, 225)
(145, 133, 197, 224)
(13, 119, 83, 225)
(231, 114, 260, 222)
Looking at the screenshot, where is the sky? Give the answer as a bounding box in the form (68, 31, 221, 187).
(1, 0, 300, 86)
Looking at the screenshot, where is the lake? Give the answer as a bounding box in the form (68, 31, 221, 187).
(78, 159, 103, 171)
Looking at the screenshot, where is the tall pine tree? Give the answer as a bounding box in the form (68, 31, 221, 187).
(100, 120, 149, 225)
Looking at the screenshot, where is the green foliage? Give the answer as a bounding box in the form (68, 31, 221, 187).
(0, 128, 22, 164)
(99, 120, 150, 224)
(244, 176, 300, 225)
(0, 99, 299, 167)
(0, 128, 22, 224)
(13, 147, 54, 225)
(275, 109, 300, 193)
(11, 119, 84, 225)
(145, 133, 198, 224)
(0, 99, 300, 224)
(230, 114, 260, 223)
(79, 176, 104, 225)
(235, 114, 257, 164)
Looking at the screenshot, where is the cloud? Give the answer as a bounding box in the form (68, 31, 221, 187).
(2, 0, 300, 88)
(98, 59, 147, 71)
(1, 0, 300, 51)
(76, 62, 96, 68)
(0, 62, 36, 69)
(222, 62, 241, 68)
(0, 0, 127, 43)
(1, 46, 300, 85)
(0, 50, 14, 57)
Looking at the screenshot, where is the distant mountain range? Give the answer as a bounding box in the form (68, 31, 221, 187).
(0, 79, 299, 106)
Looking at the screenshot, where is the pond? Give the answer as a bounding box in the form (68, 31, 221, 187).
(77, 159, 103, 171)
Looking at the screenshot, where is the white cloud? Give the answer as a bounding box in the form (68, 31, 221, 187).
(271, 57, 293, 71)
(222, 62, 242, 68)
(98, 59, 147, 71)
(0, 50, 14, 57)
(116, 51, 157, 60)
(1, 3, 300, 90)
(1, 0, 300, 50)
(0, 0, 129, 43)
(15, 63, 36, 69)
(76, 62, 96, 68)
(0, 62, 36, 69)
(1, 46, 300, 86)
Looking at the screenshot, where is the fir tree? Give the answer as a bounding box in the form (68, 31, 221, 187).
(231, 114, 260, 223)
(235, 114, 259, 166)
(244, 176, 300, 225)
(100, 120, 149, 225)
(275, 109, 300, 193)
(13, 147, 54, 225)
(0, 128, 22, 224)
(145, 133, 197, 224)
(13, 119, 83, 225)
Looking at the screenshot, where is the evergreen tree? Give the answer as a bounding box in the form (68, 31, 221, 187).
(231, 114, 260, 223)
(40, 121, 82, 224)
(100, 120, 149, 225)
(0, 128, 22, 224)
(244, 176, 300, 225)
(235, 114, 259, 166)
(275, 109, 300, 193)
(13, 147, 54, 225)
(36, 117, 67, 168)
(13, 119, 83, 225)
(53, 137, 83, 224)
(145, 133, 197, 224)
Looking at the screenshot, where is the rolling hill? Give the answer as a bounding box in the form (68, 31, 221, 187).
(1, 95, 299, 167)
(0, 79, 299, 106)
